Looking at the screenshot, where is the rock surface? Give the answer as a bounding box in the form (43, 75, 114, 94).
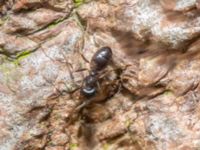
(0, 0, 200, 150)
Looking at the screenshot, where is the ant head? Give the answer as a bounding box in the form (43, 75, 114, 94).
(81, 86, 97, 98)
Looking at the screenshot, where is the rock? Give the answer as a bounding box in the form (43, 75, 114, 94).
(1, 0, 200, 150)
(0, 32, 38, 54)
(160, 0, 196, 11)
(77, 0, 200, 50)
(50, 131, 69, 146)
(3, 8, 68, 34)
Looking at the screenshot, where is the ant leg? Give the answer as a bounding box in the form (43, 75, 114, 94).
(115, 80, 123, 95)
(59, 49, 75, 81)
(59, 49, 88, 93)
(41, 47, 68, 97)
(98, 63, 132, 79)
(76, 24, 90, 65)
(75, 99, 92, 112)
(96, 81, 101, 90)
(75, 34, 87, 64)
(75, 50, 90, 73)
(97, 69, 115, 79)
(80, 52, 90, 64)
(74, 68, 88, 73)
(41, 75, 64, 99)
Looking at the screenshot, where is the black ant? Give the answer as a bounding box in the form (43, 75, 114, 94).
(44, 45, 121, 110)
(74, 46, 114, 111)
(80, 46, 112, 98)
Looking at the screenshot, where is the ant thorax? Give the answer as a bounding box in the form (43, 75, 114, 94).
(81, 66, 117, 100)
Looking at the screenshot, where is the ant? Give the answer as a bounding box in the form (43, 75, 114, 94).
(49, 46, 119, 125)
(76, 46, 113, 110)
(81, 46, 112, 98)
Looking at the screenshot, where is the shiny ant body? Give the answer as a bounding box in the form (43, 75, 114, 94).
(80, 46, 112, 98)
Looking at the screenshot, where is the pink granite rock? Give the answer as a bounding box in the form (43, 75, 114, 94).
(0, 0, 200, 150)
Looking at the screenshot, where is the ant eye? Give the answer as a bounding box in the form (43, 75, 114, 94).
(81, 86, 96, 97)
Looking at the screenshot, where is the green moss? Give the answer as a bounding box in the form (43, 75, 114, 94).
(16, 50, 31, 58)
(69, 143, 78, 150)
(13, 50, 32, 66)
(48, 18, 65, 29)
(0, 49, 32, 67)
(74, 0, 85, 7)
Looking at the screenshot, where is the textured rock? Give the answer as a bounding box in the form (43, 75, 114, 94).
(77, 0, 200, 50)
(0, 0, 200, 150)
(2, 8, 68, 34)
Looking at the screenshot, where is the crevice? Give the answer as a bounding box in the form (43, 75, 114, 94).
(13, 15, 70, 37)
(0, 45, 39, 60)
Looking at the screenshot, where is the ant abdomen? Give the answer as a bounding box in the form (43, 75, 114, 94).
(91, 47, 112, 72)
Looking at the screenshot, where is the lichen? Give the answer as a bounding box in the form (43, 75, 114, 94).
(69, 143, 78, 150)
(0, 58, 17, 86)
(164, 90, 173, 96)
(0, 62, 12, 76)
(0, 15, 9, 26)
(103, 143, 110, 150)
(74, 0, 85, 7)
(125, 118, 132, 128)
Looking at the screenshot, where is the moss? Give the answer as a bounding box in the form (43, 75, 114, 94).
(69, 143, 78, 150)
(0, 48, 32, 66)
(48, 18, 66, 29)
(13, 50, 32, 66)
(74, 0, 85, 7)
